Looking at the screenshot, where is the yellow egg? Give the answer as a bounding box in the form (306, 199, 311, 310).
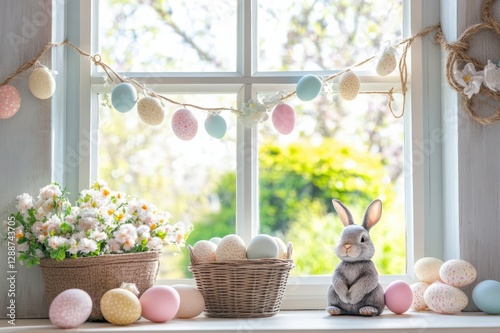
(193, 240, 217, 262)
(172, 284, 205, 319)
(338, 70, 360, 101)
(137, 97, 164, 126)
(100, 288, 142, 326)
(29, 67, 55, 99)
(215, 234, 246, 261)
(274, 237, 288, 259)
(414, 257, 443, 283)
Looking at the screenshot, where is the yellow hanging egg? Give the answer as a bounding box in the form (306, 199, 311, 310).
(29, 67, 56, 99)
(137, 97, 164, 126)
(100, 288, 142, 326)
(338, 70, 360, 101)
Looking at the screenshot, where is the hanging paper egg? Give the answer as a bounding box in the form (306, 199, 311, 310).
(28, 67, 55, 99)
(338, 70, 360, 101)
(272, 103, 295, 135)
(296, 74, 322, 101)
(204, 114, 227, 139)
(137, 97, 164, 125)
(111, 82, 137, 113)
(172, 108, 198, 141)
(376, 47, 397, 76)
(0, 85, 21, 119)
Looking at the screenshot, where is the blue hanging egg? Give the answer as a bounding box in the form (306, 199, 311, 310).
(204, 114, 227, 139)
(296, 74, 322, 101)
(111, 82, 137, 113)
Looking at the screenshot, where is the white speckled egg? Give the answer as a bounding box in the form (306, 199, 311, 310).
(29, 67, 55, 99)
(193, 240, 217, 262)
(414, 257, 443, 284)
(410, 282, 430, 311)
(338, 70, 360, 101)
(101, 288, 142, 326)
(137, 97, 164, 126)
(424, 282, 468, 314)
(49, 289, 92, 329)
(247, 234, 279, 259)
(439, 259, 477, 287)
(274, 237, 288, 259)
(215, 234, 246, 261)
(172, 284, 205, 319)
(376, 51, 397, 76)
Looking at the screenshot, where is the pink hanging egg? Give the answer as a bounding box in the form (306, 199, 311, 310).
(0, 85, 21, 119)
(172, 108, 198, 141)
(272, 104, 295, 135)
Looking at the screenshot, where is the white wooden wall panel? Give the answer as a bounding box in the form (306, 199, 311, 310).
(0, 0, 52, 319)
(455, 0, 500, 311)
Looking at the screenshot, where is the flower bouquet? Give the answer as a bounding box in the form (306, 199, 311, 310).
(5, 180, 191, 320)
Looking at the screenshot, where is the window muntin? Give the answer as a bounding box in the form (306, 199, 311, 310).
(93, 1, 404, 277)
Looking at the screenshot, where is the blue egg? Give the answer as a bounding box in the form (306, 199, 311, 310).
(111, 82, 137, 113)
(204, 114, 227, 139)
(472, 280, 500, 314)
(296, 74, 322, 101)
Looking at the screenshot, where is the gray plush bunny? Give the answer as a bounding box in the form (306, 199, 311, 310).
(326, 199, 385, 316)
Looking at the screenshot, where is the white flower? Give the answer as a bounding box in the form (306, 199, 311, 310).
(45, 215, 62, 234)
(17, 242, 29, 252)
(47, 236, 66, 250)
(106, 239, 122, 253)
(67, 238, 78, 255)
(454, 63, 484, 99)
(239, 99, 269, 126)
(89, 230, 107, 242)
(146, 237, 163, 251)
(39, 184, 63, 201)
(114, 224, 137, 244)
(16, 193, 33, 212)
(78, 238, 98, 254)
(483, 60, 500, 92)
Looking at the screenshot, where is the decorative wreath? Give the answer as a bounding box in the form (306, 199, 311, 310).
(436, 0, 500, 125)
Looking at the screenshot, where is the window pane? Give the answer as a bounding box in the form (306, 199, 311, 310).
(259, 93, 406, 276)
(257, 0, 403, 71)
(98, 93, 237, 278)
(98, 0, 237, 72)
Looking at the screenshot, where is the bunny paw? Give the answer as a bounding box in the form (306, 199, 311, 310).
(359, 306, 379, 317)
(326, 306, 342, 316)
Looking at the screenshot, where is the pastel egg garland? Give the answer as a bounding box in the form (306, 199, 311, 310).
(272, 103, 296, 135)
(296, 74, 322, 101)
(111, 82, 138, 113)
(172, 108, 198, 141)
(204, 113, 227, 139)
(137, 96, 164, 125)
(28, 66, 55, 99)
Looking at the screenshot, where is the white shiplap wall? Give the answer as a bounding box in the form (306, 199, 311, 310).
(0, 0, 52, 318)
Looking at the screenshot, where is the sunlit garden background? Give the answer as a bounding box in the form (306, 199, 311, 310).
(97, 0, 406, 278)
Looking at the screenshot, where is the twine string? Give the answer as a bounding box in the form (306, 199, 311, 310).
(0, 23, 443, 121)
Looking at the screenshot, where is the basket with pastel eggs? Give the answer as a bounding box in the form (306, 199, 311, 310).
(188, 234, 294, 318)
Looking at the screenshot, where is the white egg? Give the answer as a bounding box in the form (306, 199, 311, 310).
(376, 52, 397, 76)
(209, 237, 222, 245)
(414, 257, 443, 283)
(424, 282, 468, 314)
(439, 259, 477, 287)
(29, 67, 55, 99)
(338, 70, 360, 101)
(274, 237, 288, 259)
(410, 282, 429, 311)
(215, 234, 247, 261)
(172, 284, 205, 319)
(246, 234, 279, 259)
(193, 240, 217, 263)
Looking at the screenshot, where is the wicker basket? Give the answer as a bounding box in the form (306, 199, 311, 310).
(188, 242, 294, 318)
(39, 251, 160, 321)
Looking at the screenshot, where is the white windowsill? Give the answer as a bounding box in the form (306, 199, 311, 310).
(3, 310, 499, 333)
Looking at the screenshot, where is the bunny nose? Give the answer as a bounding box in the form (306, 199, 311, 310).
(344, 244, 352, 250)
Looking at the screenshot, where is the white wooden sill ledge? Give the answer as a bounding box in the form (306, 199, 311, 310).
(2, 310, 500, 333)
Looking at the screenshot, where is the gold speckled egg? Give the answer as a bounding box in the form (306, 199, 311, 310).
(137, 97, 164, 126)
(338, 70, 360, 101)
(100, 288, 142, 326)
(29, 67, 55, 99)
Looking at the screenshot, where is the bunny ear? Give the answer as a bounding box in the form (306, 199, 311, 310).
(362, 199, 382, 231)
(332, 199, 354, 227)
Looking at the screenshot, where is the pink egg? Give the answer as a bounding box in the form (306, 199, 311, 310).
(172, 108, 198, 141)
(272, 104, 296, 135)
(384, 280, 413, 314)
(0, 85, 21, 119)
(49, 289, 92, 328)
(140, 285, 180, 323)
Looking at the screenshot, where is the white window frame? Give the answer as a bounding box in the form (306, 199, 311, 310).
(59, 0, 442, 310)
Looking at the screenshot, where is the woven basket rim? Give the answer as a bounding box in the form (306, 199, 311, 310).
(39, 250, 161, 268)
